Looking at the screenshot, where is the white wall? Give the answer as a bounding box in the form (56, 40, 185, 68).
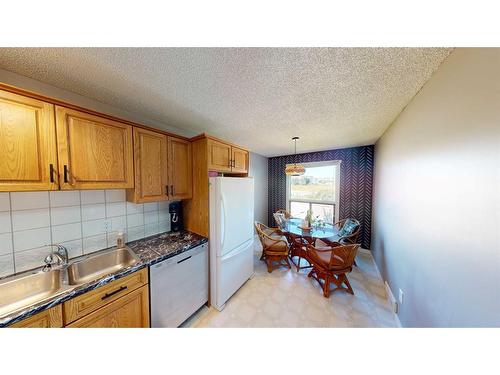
(372, 48, 500, 327)
(249, 152, 269, 225)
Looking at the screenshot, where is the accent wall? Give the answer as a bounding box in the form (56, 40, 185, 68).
(268, 145, 374, 249)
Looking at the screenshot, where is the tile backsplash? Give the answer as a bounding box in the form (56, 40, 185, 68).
(0, 190, 170, 278)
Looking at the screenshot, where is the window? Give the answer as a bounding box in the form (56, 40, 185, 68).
(286, 160, 340, 224)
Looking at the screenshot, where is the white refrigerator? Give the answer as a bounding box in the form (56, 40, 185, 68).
(209, 177, 254, 311)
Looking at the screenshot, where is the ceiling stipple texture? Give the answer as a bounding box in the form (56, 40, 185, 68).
(0, 48, 452, 156)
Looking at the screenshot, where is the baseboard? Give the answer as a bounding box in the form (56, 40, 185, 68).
(384, 281, 402, 328)
(361, 248, 403, 328)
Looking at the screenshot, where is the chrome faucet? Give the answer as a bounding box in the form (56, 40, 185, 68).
(44, 244, 69, 269)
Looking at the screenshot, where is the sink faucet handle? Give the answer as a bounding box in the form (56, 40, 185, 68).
(48, 244, 69, 265)
(44, 253, 54, 265)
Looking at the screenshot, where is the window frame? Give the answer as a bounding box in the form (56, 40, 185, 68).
(285, 160, 341, 224)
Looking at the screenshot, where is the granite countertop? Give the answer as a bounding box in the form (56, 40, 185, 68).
(0, 230, 208, 327)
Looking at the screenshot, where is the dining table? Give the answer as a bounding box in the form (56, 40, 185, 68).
(279, 218, 338, 242)
(277, 218, 340, 271)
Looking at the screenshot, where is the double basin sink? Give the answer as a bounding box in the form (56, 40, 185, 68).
(0, 246, 140, 319)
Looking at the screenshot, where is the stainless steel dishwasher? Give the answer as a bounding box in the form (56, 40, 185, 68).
(150, 243, 208, 327)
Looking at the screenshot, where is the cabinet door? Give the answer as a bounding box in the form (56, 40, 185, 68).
(9, 305, 63, 328)
(231, 147, 249, 174)
(55, 106, 134, 190)
(207, 139, 232, 172)
(0, 90, 58, 191)
(128, 128, 168, 203)
(168, 137, 192, 200)
(66, 285, 150, 328)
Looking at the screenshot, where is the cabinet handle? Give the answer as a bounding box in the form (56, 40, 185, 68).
(49, 164, 55, 183)
(228, 159, 232, 168)
(232, 159, 235, 168)
(172, 185, 175, 196)
(63, 165, 69, 183)
(101, 285, 128, 300)
(165, 185, 169, 195)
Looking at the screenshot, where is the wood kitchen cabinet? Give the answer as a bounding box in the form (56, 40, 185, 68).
(184, 134, 249, 237)
(127, 127, 168, 203)
(55, 106, 134, 190)
(66, 286, 149, 328)
(231, 146, 249, 174)
(0, 89, 59, 191)
(9, 305, 63, 328)
(207, 139, 232, 173)
(168, 136, 192, 200)
(206, 138, 248, 174)
(64, 268, 149, 328)
(0, 84, 196, 197)
(127, 132, 192, 203)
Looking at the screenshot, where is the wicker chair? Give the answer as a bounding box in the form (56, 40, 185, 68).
(315, 218, 360, 248)
(254, 222, 291, 273)
(275, 209, 292, 219)
(306, 243, 360, 298)
(273, 209, 292, 227)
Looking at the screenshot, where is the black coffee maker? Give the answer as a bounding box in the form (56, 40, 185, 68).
(169, 201, 183, 232)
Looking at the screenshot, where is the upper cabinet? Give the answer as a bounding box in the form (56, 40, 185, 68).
(183, 134, 250, 237)
(168, 137, 192, 200)
(0, 90, 58, 191)
(127, 132, 192, 203)
(55, 106, 134, 190)
(231, 146, 249, 174)
(206, 138, 249, 174)
(207, 139, 232, 173)
(127, 127, 168, 203)
(0, 85, 193, 199)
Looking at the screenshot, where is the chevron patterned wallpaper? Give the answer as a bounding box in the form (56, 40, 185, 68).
(268, 145, 374, 249)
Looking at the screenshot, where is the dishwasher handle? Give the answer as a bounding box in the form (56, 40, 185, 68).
(177, 255, 192, 264)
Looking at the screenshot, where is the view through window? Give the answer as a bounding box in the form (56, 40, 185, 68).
(286, 161, 339, 224)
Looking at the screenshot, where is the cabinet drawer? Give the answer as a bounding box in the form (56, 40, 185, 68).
(66, 285, 149, 328)
(63, 268, 148, 324)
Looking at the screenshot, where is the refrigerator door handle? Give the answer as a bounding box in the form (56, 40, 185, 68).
(221, 193, 226, 249)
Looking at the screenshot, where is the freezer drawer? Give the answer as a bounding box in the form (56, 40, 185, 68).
(150, 243, 208, 327)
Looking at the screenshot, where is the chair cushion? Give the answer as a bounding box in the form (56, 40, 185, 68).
(311, 250, 345, 269)
(339, 219, 358, 237)
(263, 237, 288, 252)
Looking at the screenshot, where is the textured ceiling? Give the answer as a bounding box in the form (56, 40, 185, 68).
(0, 48, 452, 156)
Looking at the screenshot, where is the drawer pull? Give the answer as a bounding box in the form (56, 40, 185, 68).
(177, 255, 192, 264)
(101, 285, 128, 300)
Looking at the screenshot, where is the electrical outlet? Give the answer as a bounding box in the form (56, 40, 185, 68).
(398, 288, 404, 304)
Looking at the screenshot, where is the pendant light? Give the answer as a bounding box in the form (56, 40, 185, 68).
(284, 137, 305, 176)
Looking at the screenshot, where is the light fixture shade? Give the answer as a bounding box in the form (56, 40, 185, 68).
(284, 136, 305, 176)
(285, 163, 305, 176)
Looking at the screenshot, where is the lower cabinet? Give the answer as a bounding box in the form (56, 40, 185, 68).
(64, 268, 150, 328)
(10, 305, 63, 328)
(66, 286, 149, 328)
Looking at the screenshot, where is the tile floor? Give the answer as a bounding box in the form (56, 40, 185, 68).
(183, 240, 399, 328)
